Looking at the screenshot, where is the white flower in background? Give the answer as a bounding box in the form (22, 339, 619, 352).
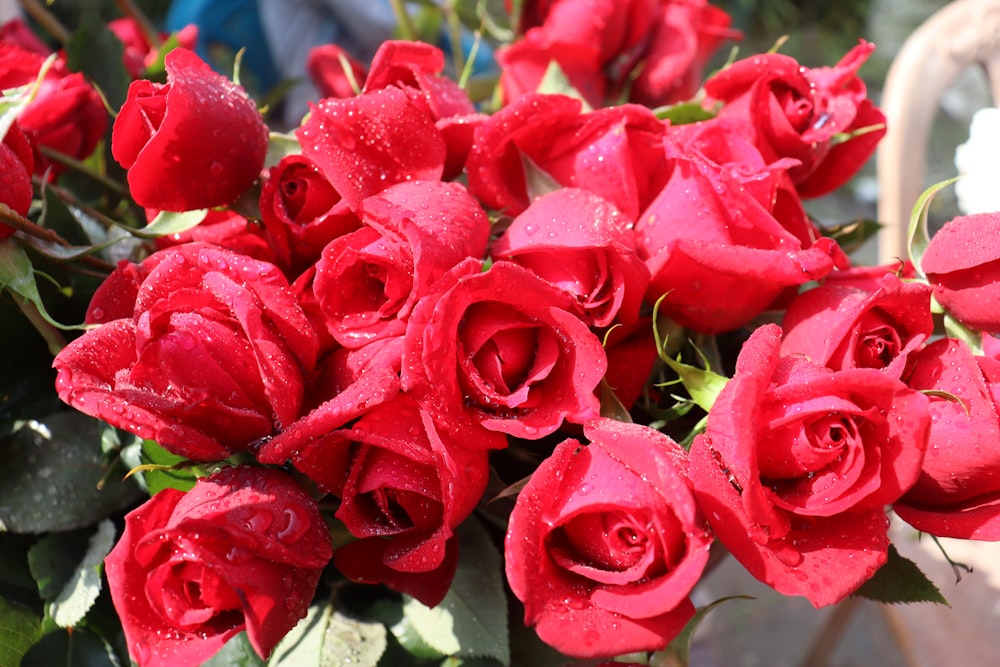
(955, 107, 1000, 214)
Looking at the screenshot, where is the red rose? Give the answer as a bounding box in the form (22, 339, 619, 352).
(402, 259, 607, 439)
(0, 120, 34, 233)
(894, 339, 1000, 539)
(363, 40, 483, 179)
(330, 394, 495, 605)
(312, 180, 490, 347)
(53, 243, 318, 461)
(636, 119, 847, 334)
(498, 0, 738, 109)
(258, 153, 362, 276)
(704, 41, 886, 198)
(780, 273, 932, 376)
(105, 466, 332, 667)
(921, 211, 1000, 333)
(629, 0, 741, 107)
(467, 92, 669, 220)
(111, 48, 268, 211)
(491, 188, 650, 327)
(298, 86, 446, 212)
(689, 324, 930, 606)
(505, 418, 712, 658)
(0, 42, 107, 176)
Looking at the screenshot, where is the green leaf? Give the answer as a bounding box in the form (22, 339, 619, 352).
(138, 439, 199, 495)
(319, 607, 388, 667)
(942, 311, 984, 356)
(126, 208, 208, 239)
(202, 631, 267, 667)
(651, 596, 752, 667)
(519, 153, 562, 205)
(535, 60, 591, 110)
(653, 101, 717, 125)
(0, 595, 43, 666)
(906, 177, 960, 276)
(49, 520, 115, 628)
(401, 517, 509, 665)
(65, 8, 130, 111)
(0, 238, 84, 332)
(652, 296, 728, 413)
(268, 601, 331, 666)
(0, 413, 143, 533)
(28, 530, 90, 601)
(21, 627, 118, 667)
(853, 544, 948, 605)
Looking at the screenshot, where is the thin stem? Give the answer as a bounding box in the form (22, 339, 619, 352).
(12, 292, 66, 355)
(39, 147, 129, 198)
(114, 0, 163, 49)
(0, 202, 70, 247)
(17, 0, 71, 45)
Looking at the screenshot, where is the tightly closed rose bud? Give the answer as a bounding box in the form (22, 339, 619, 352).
(0, 120, 34, 237)
(921, 211, 1000, 332)
(104, 466, 332, 667)
(111, 48, 268, 211)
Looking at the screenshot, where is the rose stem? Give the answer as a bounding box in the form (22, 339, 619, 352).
(17, 0, 71, 45)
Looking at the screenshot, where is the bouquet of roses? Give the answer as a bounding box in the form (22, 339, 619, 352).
(3, 1, 999, 666)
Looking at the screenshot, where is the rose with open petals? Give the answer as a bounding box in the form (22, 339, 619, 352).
(312, 180, 490, 348)
(259, 153, 362, 276)
(921, 211, 1000, 332)
(894, 338, 1000, 540)
(53, 243, 318, 461)
(506, 418, 712, 658)
(402, 259, 606, 439)
(105, 466, 332, 667)
(491, 188, 649, 327)
(780, 272, 932, 377)
(704, 41, 886, 198)
(111, 48, 268, 211)
(689, 324, 930, 606)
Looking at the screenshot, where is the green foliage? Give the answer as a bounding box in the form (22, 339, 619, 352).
(397, 518, 510, 666)
(21, 627, 122, 667)
(0, 596, 43, 667)
(853, 544, 948, 606)
(0, 412, 142, 533)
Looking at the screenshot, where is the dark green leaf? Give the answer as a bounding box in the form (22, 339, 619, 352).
(49, 520, 115, 628)
(402, 517, 509, 665)
(202, 631, 267, 667)
(28, 530, 91, 601)
(0, 412, 143, 533)
(65, 9, 130, 111)
(21, 628, 118, 667)
(853, 544, 948, 605)
(0, 595, 43, 666)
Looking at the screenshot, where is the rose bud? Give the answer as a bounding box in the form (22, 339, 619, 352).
(105, 466, 332, 667)
(505, 418, 712, 658)
(921, 211, 1000, 333)
(894, 338, 1000, 539)
(1, 120, 35, 236)
(111, 48, 268, 211)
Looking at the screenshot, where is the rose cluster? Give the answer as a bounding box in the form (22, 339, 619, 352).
(3, 1, 995, 665)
